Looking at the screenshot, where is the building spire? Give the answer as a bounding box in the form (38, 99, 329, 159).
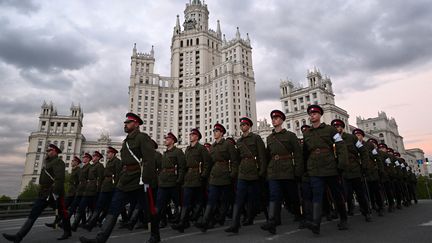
(133, 43, 137, 56)
(150, 45, 154, 57)
(176, 14, 180, 28)
(223, 34, 227, 43)
(236, 26, 241, 40)
(217, 20, 221, 38)
(246, 33, 250, 43)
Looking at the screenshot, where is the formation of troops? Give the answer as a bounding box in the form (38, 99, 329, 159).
(2, 104, 419, 243)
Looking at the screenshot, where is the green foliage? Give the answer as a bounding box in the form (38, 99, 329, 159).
(18, 182, 40, 201)
(416, 175, 432, 199)
(0, 195, 12, 203)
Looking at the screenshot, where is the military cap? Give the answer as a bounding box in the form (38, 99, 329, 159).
(47, 144, 62, 154)
(73, 156, 82, 163)
(387, 148, 394, 154)
(240, 117, 253, 127)
(378, 143, 388, 149)
(307, 105, 324, 115)
(213, 123, 226, 134)
(331, 119, 345, 128)
(367, 138, 378, 146)
(352, 128, 365, 137)
(93, 151, 103, 158)
(190, 128, 202, 140)
(394, 152, 401, 157)
(83, 152, 92, 159)
(301, 124, 311, 132)
(151, 139, 158, 149)
(204, 143, 211, 148)
(270, 109, 286, 121)
(226, 137, 236, 145)
(107, 146, 118, 154)
(124, 112, 143, 125)
(165, 132, 178, 143)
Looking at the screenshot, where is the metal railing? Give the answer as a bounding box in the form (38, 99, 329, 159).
(0, 199, 54, 219)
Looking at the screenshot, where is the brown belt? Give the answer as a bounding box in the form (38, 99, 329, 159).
(162, 168, 176, 173)
(242, 156, 256, 160)
(272, 154, 292, 160)
(216, 160, 229, 164)
(123, 164, 141, 172)
(311, 148, 331, 154)
(188, 167, 200, 171)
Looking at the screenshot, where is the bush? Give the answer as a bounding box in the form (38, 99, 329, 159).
(18, 182, 40, 201)
(416, 175, 432, 199)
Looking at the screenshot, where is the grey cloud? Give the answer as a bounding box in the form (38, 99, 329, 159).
(0, 0, 40, 14)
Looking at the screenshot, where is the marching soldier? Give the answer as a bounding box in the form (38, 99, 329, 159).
(302, 105, 349, 235)
(387, 148, 403, 209)
(72, 151, 104, 231)
(395, 152, 410, 206)
(156, 132, 186, 228)
(407, 166, 418, 204)
(261, 110, 303, 234)
(46, 156, 81, 229)
(84, 147, 122, 231)
(172, 128, 211, 233)
(195, 123, 238, 232)
(377, 143, 396, 212)
(204, 142, 212, 152)
(362, 137, 385, 216)
(79, 112, 159, 243)
(331, 120, 372, 222)
(3, 144, 71, 242)
(225, 117, 267, 234)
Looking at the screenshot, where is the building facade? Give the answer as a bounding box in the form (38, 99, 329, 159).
(20, 102, 121, 192)
(279, 67, 349, 137)
(128, 0, 257, 147)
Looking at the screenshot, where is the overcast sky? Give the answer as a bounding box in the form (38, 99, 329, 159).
(0, 0, 431, 197)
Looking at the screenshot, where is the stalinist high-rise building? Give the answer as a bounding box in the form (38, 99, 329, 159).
(128, 0, 257, 146)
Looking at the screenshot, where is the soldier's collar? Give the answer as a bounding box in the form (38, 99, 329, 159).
(241, 132, 253, 138)
(166, 145, 176, 152)
(310, 123, 326, 130)
(126, 128, 140, 138)
(272, 128, 286, 134)
(213, 138, 225, 145)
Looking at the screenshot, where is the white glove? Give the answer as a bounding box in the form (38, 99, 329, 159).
(385, 158, 391, 164)
(355, 140, 363, 149)
(395, 160, 400, 166)
(401, 164, 405, 168)
(144, 184, 150, 192)
(53, 193, 59, 200)
(407, 167, 411, 171)
(333, 133, 343, 142)
(372, 148, 378, 155)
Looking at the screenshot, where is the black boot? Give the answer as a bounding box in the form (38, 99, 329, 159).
(146, 214, 160, 243)
(83, 210, 101, 232)
(3, 218, 35, 243)
(57, 217, 72, 240)
(45, 216, 61, 229)
(126, 209, 140, 231)
(225, 204, 241, 233)
(171, 207, 189, 233)
(196, 205, 213, 232)
(79, 214, 117, 243)
(242, 203, 254, 226)
(335, 201, 348, 230)
(71, 212, 83, 232)
(260, 202, 277, 234)
(306, 203, 321, 235)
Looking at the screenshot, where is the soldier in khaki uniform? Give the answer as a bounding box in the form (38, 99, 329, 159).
(260, 110, 303, 234)
(46, 156, 81, 229)
(80, 112, 159, 243)
(69, 153, 92, 230)
(225, 117, 267, 234)
(3, 144, 71, 242)
(156, 132, 186, 228)
(331, 120, 372, 222)
(387, 148, 403, 209)
(196, 123, 238, 232)
(72, 151, 105, 231)
(362, 137, 385, 216)
(172, 128, 211, 233)
(84, 147, 122, 231)
(377, 143, 396, 212)
(302, 105, 349, 235)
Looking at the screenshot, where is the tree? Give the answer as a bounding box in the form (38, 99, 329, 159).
(0, 195, 12, 203)
(416, 175, 432, 199)
(18, 182, 40, 201)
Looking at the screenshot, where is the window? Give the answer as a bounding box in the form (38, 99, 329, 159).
(312, 93, 317, 99)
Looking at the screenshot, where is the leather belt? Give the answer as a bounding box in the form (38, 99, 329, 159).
(162, 168, 176, 173)
(123, 163, 140, 172)
(272, 154, 292, 160)
(312, 148, 331, 154)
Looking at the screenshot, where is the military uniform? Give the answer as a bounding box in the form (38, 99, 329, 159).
(387, 149, 403, 209)
(85, 149, 123, 231)
(196, 123, 239, 232)
(172, 129, 211, 232)
(334, 124, 371, 221)
(302, 106, 349, 234)
(80, 113, 159, 243)
(226, 117, 267, 233)
(66, 164, 81, 208)
(3, 144, 71, 242)
(377, 144, 396, 212)
(156, 142, 186, 228)
(363, 138, 385, 216)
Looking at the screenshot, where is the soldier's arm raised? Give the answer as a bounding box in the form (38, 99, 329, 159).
(332, 128, 349, 171)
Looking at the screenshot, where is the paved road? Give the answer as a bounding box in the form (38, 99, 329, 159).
(1, 200, 431, 243)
